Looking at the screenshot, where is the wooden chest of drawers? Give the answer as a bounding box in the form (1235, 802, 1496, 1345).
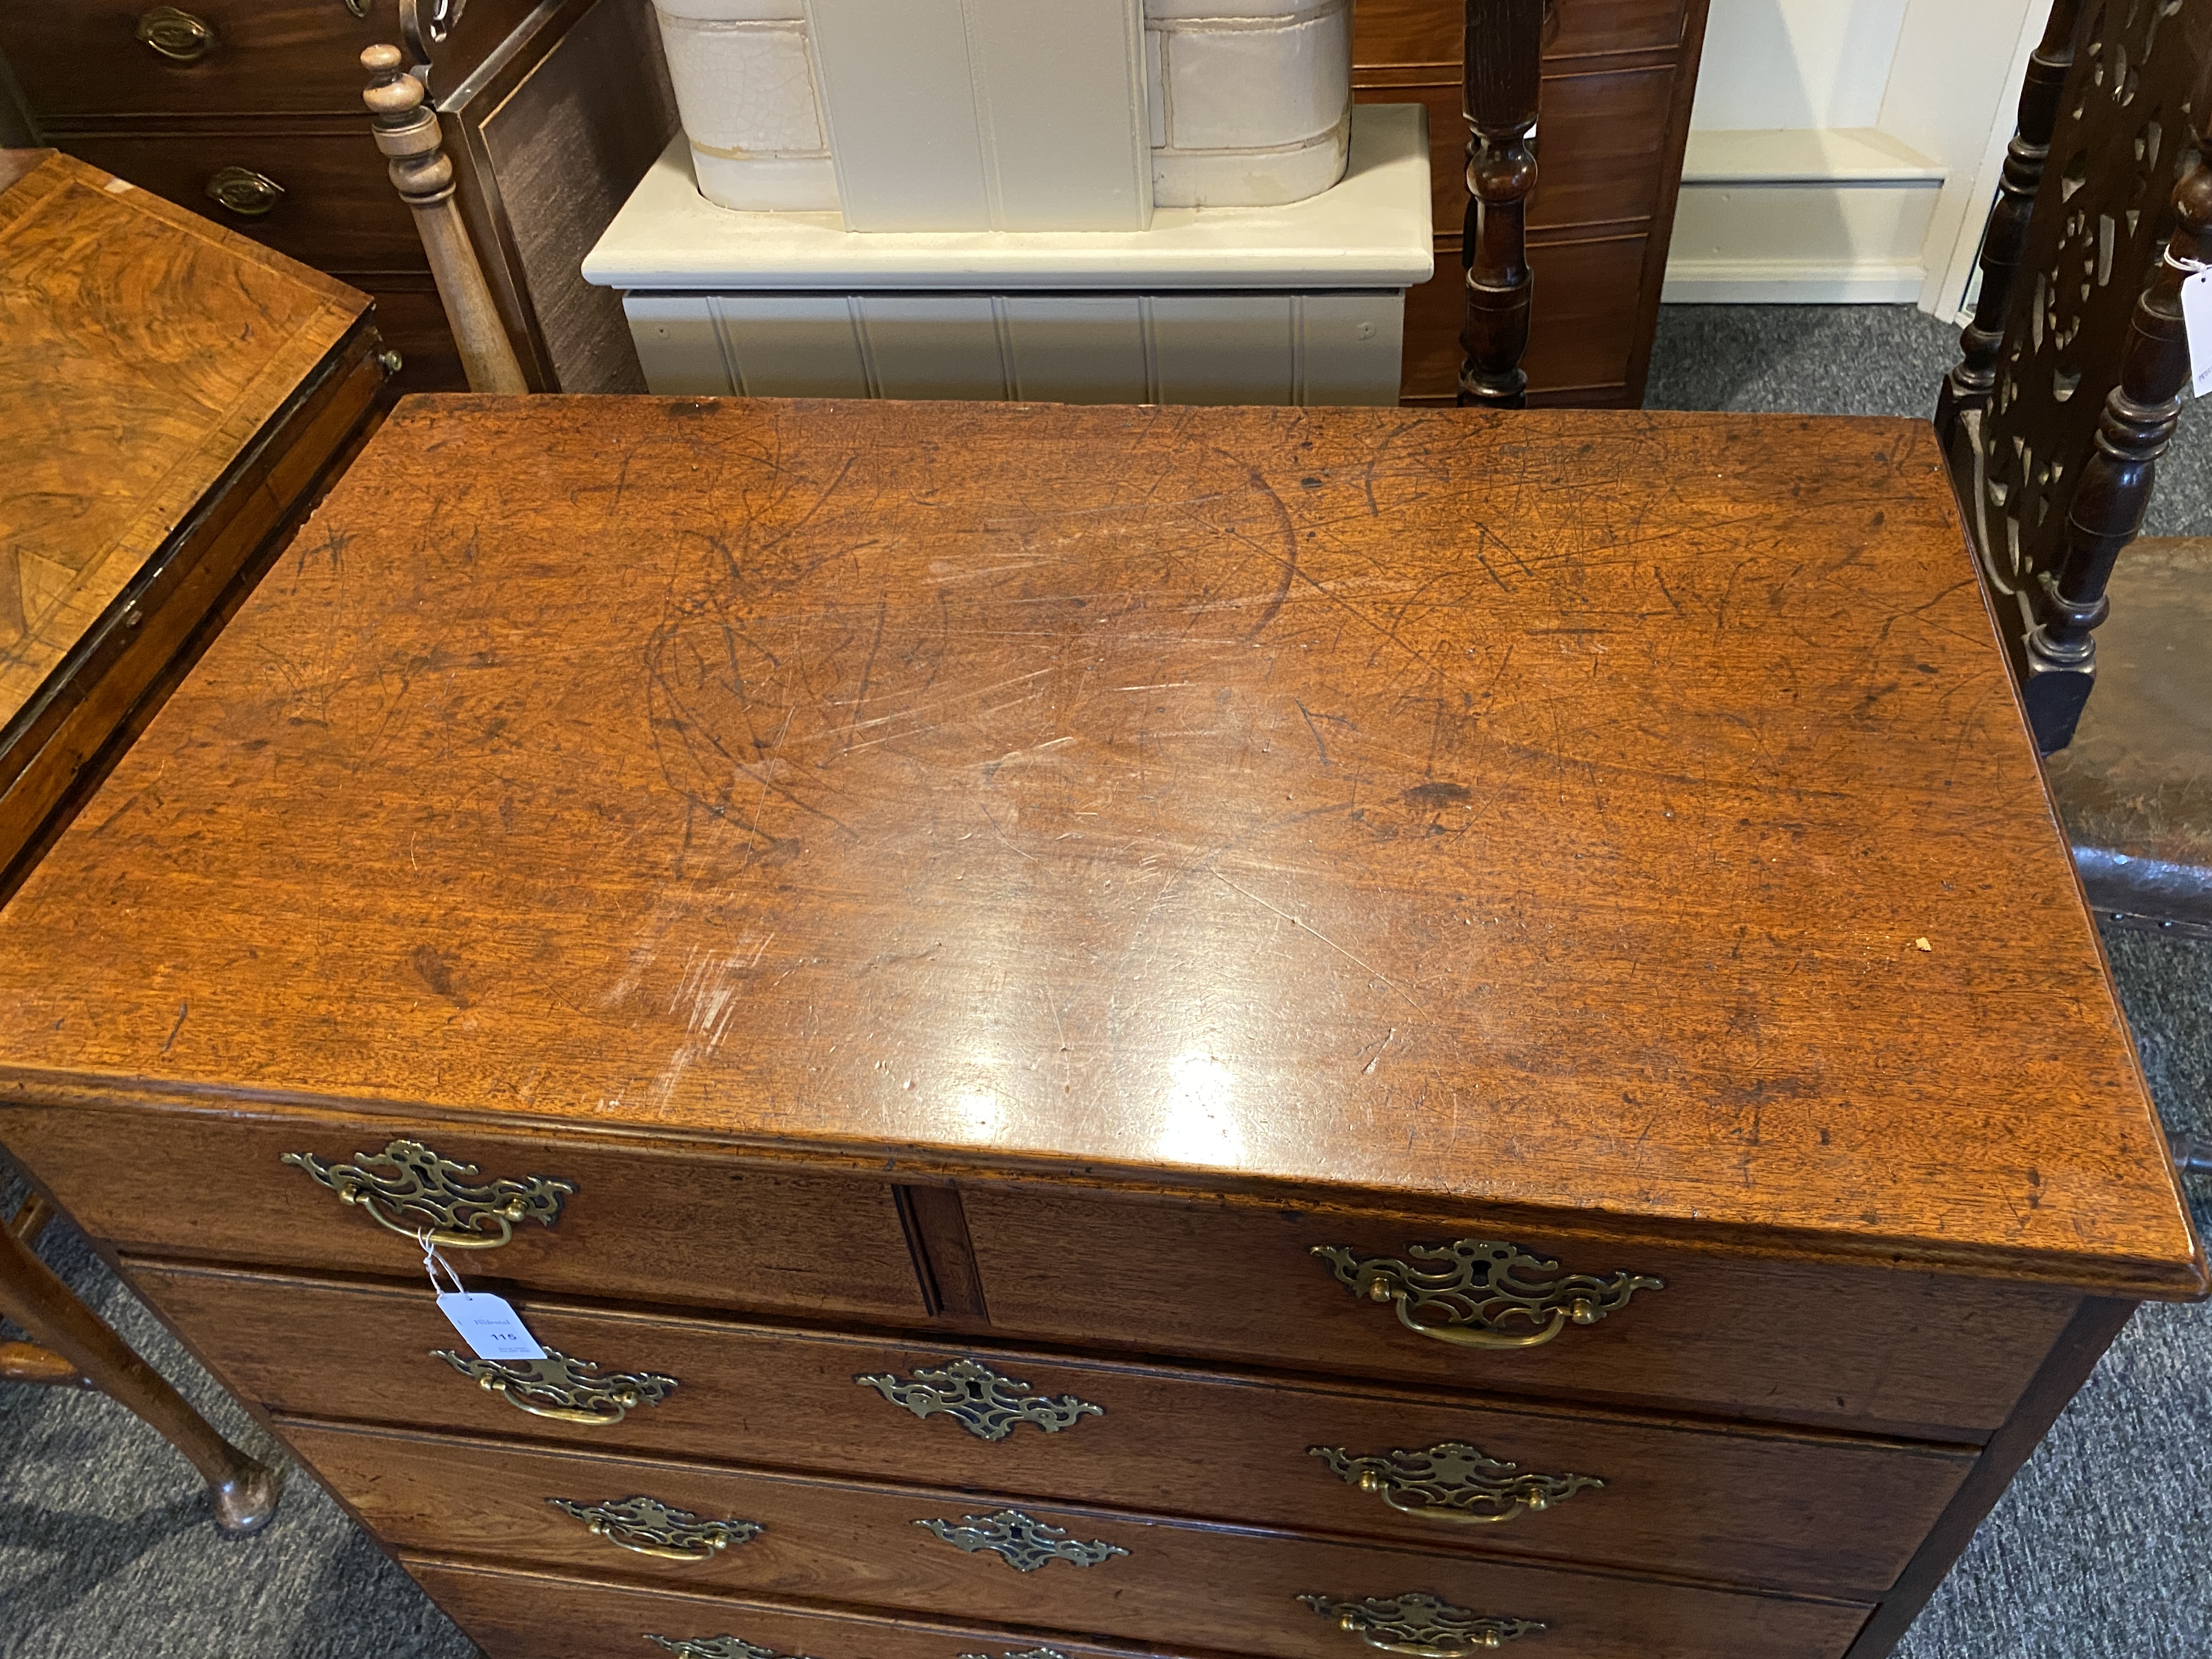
(1354, 0, 1710, 405)
(0, 397, 2201, 1659)
(0, 0, 540, 393)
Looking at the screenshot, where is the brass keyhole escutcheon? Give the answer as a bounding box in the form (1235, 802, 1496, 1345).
(137, 6, 216, 61)
(205, 167, 285, 217)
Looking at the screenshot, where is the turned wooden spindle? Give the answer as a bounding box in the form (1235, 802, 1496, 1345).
(362, 42, 527, 394)
(0, 1198, 283, 1530)
(1459, 0, 1549, 409)
(1934, 0, 2082, 442)
(2019, 95, 2212, 724)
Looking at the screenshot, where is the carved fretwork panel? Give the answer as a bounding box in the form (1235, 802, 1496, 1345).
(1978, 0, 2209, 603)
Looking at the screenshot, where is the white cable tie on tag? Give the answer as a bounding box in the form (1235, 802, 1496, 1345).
(420, 1229, 545, 1362)
(2182, 266, 2212, 400)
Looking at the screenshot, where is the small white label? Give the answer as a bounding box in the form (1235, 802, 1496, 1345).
(436, 1292, 546, 1361)
(2184, 268, 2212, 399)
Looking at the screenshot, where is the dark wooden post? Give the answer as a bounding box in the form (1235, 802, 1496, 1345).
(2018, 99, 2212, 748)
(1934, 0, 2082, 443)
(0, 1200, 284, 1531)
(1459, 0, 1547, 409)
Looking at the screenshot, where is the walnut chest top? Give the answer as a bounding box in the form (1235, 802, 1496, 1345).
(0, 396, 2197, 1298)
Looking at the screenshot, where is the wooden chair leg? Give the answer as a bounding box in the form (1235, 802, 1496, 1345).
(2018, 109, 2212, 749)
(1934, 0, 2081, 443)
(362, 42, 528, 394)
(0, 1207, 283, 1534)
(1459, 0, 1547, 409)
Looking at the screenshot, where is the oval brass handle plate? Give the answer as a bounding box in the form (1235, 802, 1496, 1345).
(282, 1138, 577, 1249)
(1312, 1239, 1662, 1350)
(1300, 1593, 1545, 1657)
(648, 1638, 818, 1659)
(1311, 1441, 1602, 1525)
(546, 1494, 759, 1562)
(137, 7, 216, 61)
(913, 1508, 1127, 1572)
(204, 166, 285, 217)
(433, 1347, 676, 1425)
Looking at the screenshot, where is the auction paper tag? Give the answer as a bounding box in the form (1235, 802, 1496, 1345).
(2184, 268, 2212, 399)
(435, 1291, 547, 1361)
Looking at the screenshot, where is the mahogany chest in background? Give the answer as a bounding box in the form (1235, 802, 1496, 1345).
(0, 397, 2199, 1659)
(1355, 0, 1710, 405)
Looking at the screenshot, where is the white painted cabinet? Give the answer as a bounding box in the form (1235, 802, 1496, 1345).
(585, 104, 1431, 406)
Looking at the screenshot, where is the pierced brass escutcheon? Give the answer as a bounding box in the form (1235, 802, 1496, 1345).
(912, 1508, 1127, 1572)
(433, 1347, 676, 1426)
(648, 1639, 815, 1659)
(855, 1358, 1103, 1442)
(545, 1494, 759, 1562)
(204, 166, 284, 217)
(1313, 1239, 1662, 1350)
(1300, 1593, 1545, 1657)
(283, 1138, 575, 1249)
(1311, 1441, 1601, 1525)
(958, 1650, 1073, 1659)
(137, 7, 216, 61)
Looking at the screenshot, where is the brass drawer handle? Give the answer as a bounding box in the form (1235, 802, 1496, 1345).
(343, 0, 370, 15)
(855, 1358, 1103, 1441)
(958, 1651, 1072, 1659)
(547, 1494, 759, 1562)
(649, 1640, 818, 1659)
(1311, 1441, 1601, 1525)
(913, 1507, 1127, 1572)
(1313, 1239, 1662, 1350)
(1300, 1593, 1545, 1656)
(283, 1138, 576, 1249)
(137, 7, 216, 61)
(434, 1347, 677, 1425)
(205, 166, 285, 217)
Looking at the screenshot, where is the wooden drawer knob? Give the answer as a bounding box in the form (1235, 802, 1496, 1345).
(136, 7, 216, 63)
(281, 1137, 576, 1249)
(204, 166, 286, 218)
(434, 1346, 678, 1426)
(1311, 1440, 1602, 1525)
(1313, 1239, 1662, 1350)
(546, 1494, 760, 1563)
(1300, 1593, 1545, 1656)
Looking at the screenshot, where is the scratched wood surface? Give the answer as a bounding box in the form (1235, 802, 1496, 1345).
(0, 396, 2197, 1295)
(0, 149, 364, 729)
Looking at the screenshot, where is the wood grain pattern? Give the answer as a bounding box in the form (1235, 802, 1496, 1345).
(300, 1424, 1872, 1659)
(0, 1103, 929, 1321)
(0, 151, 363, 728)
(132, 1260, 1968, 1594)
(0, 397, 2192, 1298)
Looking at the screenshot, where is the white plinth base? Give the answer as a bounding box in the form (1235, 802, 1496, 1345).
(589, 103, 1427, 407)
(625, 289, 1406, 404)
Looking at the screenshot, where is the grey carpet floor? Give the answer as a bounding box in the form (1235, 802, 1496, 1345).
(3, 305, 2209, 1657)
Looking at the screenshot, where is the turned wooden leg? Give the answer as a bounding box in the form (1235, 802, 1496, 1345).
(2017, 100, 2212, 752)
(0, 1207, 283, 1533)
(1459, 0, 1547, 409)
(1934, 0, 2081, 443)
(362, 42, 528, 394)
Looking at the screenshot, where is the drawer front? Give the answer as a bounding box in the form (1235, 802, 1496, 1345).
(1, 1104, 928, 1322)
(137, 1262, 1963, 1593)
(409, 1555, 1160, 1659)
(321, 1426, 1871, 1659)
(1353, 0, 1691, 68)
(52, 129, 422, 272)
(1361, 68, 1675, 240)
(1395, 234, 1649, 402)
(1, 0, 539, 120)
(960, 1189, 2078, 1440)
